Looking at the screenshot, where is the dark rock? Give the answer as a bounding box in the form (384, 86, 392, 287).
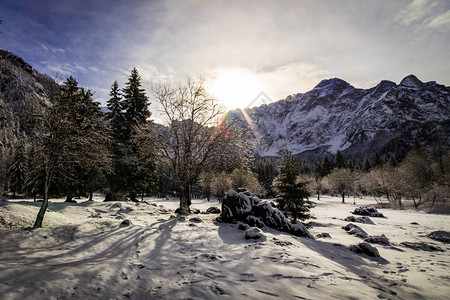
(253, 201, 313, 238)
(400, 242, 444, 252)
(349, 242, 380, 257)
(175, 207, 190, 215)
(365, 234, 390, 245)
(189, 217, 203, 223)
(352, 206, 385, 218)
(428, 231, 450, 243)
(344, 215, 374, 224)
(120, 219, 132, 226)
(245, 228, 264, 240)
(316, 233, 331, 239)
(273, 239, 293, 246)
(238, 223, 251, 231)
(220, 190, 256, 222)
(220, 190, 312, 238)
(342, 223, 368, 238)
(245, 215, 265, 228)
(206, 206, 221, 214)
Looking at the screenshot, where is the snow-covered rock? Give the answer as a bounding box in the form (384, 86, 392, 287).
(351, 207, 385, 218)
(220, 190, 255, 222)
(245, 227, 265, 240)
(365, 234, 390, 245)
(344, 215, 375, 224)
(220, 190, 313, 238)
(349, 242, 381, 257)
(205, 207, 221, 214)
(428, 231, 450, 243)
(342, 223, 368, 238)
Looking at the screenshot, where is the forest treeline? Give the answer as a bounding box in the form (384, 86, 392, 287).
(1, 67, 449, 227)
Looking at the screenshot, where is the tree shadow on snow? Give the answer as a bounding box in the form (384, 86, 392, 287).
(0, 217, 179, 299)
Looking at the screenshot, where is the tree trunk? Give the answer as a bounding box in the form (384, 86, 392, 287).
(65, 192, 73, 202)
(130, 191, 137, 202)
(33, 177, 50, 229)
(341, 192, 345, 203)
(179, 184, 191, 214)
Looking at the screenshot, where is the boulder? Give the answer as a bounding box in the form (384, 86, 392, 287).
(428, 231, 450, 243)
(245, 215, 265, 228)
(120, 219, 132, 226)
(189, 217, 203, 223)
(400, 242, 444, 252)
(344, 215, 374, 224)
(316, 233, 332, 239)
(253, 201, 313, 238)
(220, 190, 257, 222)
(238, 223, 251, 231)
(349, 242, 380, 257)
(365, 234, 390, 245)
(342, 223, 368, 238)
(219, 190, 313, 238)
(352, 206, 385, 218)
(206, 207, 221, 214)
(245, 227, 265, 240)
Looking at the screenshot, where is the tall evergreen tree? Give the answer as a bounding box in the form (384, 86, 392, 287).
(122, 68, 150, 127)
(273, 149, 312, 221)
(32, 76, 110, 227)
(334, 150, 346, 169)
(106, 68, 156, 201)
(8, 141, 27, 196)
(320, 155, 333, 177)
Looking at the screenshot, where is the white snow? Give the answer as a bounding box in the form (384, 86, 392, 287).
(0, 196, 449, 299)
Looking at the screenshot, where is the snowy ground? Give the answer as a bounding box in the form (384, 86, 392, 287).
(0, 195, 449, 299)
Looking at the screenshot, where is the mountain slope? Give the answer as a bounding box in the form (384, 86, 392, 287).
(227, 75, 450, 159)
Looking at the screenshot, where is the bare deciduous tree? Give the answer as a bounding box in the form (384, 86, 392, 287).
(324, 168, 354, 203)
(149, 78, 248, 214)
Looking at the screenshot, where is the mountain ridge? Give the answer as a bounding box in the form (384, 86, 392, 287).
(227, 75, 450, 159)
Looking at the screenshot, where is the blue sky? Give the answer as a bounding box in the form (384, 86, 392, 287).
(1, 0, 449, 111)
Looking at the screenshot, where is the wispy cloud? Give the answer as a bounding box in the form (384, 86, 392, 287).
(396, 0, 450, 31)
(39, 43, 65, 53)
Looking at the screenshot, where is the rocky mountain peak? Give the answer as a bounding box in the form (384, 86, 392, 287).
(399, 74, 422, 87)
(228, 75, 449, 159)
(313, 78, 351, 91)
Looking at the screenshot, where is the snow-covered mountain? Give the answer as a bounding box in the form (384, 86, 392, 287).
(227, 75, 450, 159)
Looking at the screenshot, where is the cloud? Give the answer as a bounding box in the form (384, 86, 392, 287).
(426, 10, 450, 30)
(396, 0, 450, 31)
(39, 43, 65, 53)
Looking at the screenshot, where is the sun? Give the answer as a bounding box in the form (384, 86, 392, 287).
(207, 68, 265, 110)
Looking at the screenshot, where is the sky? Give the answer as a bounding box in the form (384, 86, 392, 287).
(1, 0, 449, 112)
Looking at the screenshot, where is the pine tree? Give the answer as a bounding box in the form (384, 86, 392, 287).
(106, 68, 155, 201)
(334, 150, 346, 169)
(122, 68, 150, 127)
(32, 77, 110, 227)
(8, 141, 27, 196)
(273, 149, 312, 221)
(320, 155, 333, 177)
